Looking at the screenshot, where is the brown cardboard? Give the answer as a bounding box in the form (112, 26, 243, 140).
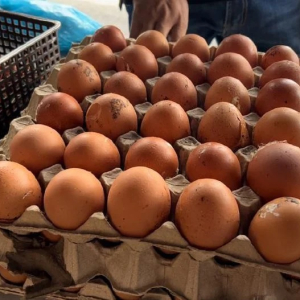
(115, 131, 142, 166)
(145, 77, 160, 102)
(195, 83, 210, 109)
(65, 46, 85, 63)
(100, 71, 117, 91)
(157, 56, 172, 76)
(173, 136, 200, 175)
(62, 127, 85, 145)
(134, 102, 152, 127)
(243, 112, 260, 141)
(186, 107, 205, 138)
(235, 145, 258, 178)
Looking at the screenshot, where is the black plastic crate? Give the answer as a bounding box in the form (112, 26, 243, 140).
(0, 10, 61, 137)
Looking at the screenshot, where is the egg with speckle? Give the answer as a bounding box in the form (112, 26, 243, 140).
(151, 72, 197, 111)
(198, 102, 250, 150)
(249, 197, 300, 264)
(57, 59, 101, 103)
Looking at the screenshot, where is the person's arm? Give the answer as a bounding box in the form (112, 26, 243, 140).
(130, 0, 189, 41)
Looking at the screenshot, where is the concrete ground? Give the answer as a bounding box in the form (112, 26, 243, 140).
(50, 0, 130, 37)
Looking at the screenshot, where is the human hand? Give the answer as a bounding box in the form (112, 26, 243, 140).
(130, 0, 188, 42)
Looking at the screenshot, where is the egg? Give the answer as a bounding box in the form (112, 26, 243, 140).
(198, 102, 250, 150)
(57, 59, 101, 103)
(136, 30, 169, 58)
(116, 45, 158, 82)
(107, 166, 171, 238)
(207, 53, 254, 89)
(64, 132, 120, 177)
(175, 178, 240, 249)
(186, 142, 242, 190)
(261, 45, 299, 69)
(166, 53, 206, 85)
(42, 230, 61, 243)
(151, 72, 197, 111)
(249, 197, 300, 264)
(172, 34, 210, 62)
(86, 93, 138, 141)
(140, 100, 191, 144)
(255, 78, 300, 115)
(0, 266, 27, 284)
(78, 42, 116, 73)
(259, 60, 300, 88)
(247, 142, 300, 202)
(253, 107, 300, 147)
(91, 25, 126, 52)
(215, 34, 258, 67)
(0, 161, 42, 222)
(125, 137, 178, 179)
(44, 168, 105, 230)
(36, 92, 84, 134)
(103, 71, 146, 106)
(205, 76, 251, 115)
(10, 124, 65, 175)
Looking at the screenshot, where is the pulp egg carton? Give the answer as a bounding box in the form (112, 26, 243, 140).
(0, 82, 300, 300)
(0, 40, 296, 300)
(61, 35, 264, 89)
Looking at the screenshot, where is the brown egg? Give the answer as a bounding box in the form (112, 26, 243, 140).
(205, 76, 251, 115)
(140, 100, 191, 144)
(186, 142, 242, 190)
(57, 59, 101, 103)
(151, 72, 197, 111)
(166, 53, 206, 85)
(215, 34, 258, 67)
(86, 93, 137, 141)
(249, 197, 300, 264)
(116, 45, 158, 82)
(207, 53, 255, 89)
(36, 92, 84, 134)
(136, 30, 169, 58)
(42, 230, 61, 243)
(175, 178, 240, 249)
(10, 124, 65, 175)
(44, 168, 105, 230)
(78, 42, 116, 73)
(91, 25, 126, 52)
(0, 161, 42, 222)
(107, 166, 171, 237)
(197, 102, 250, 150)
(261, 45, 299, 69)
(64, 132, 120, 177)
(125, 137, 178, 179)
(253, 107, 300, 147)
(259, 60, 300, 88)
(103, 71, 146, 106)
(247, 142, 300, 202)
(0, 266, 27, 284)
(255, 78, 300, 116)
(172, 34, 210, 62)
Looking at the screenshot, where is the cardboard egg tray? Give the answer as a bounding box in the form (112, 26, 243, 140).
(0, 36, 299, 300)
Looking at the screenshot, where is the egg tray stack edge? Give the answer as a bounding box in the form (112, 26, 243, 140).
(0, 231, 299, 300)
(0, 37, 298, 300)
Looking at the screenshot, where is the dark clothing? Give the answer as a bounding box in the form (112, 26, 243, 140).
(123, 0, 300, 54)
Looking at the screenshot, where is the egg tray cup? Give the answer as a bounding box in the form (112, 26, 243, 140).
(0, 37, 298, 299)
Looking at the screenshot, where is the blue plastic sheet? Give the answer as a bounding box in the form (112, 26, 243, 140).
(0, 0, 102, 55)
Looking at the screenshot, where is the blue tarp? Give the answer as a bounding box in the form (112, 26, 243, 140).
(0, 0, 102, 55)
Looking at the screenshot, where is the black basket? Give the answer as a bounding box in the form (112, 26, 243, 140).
(0, 10, 61, 137)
